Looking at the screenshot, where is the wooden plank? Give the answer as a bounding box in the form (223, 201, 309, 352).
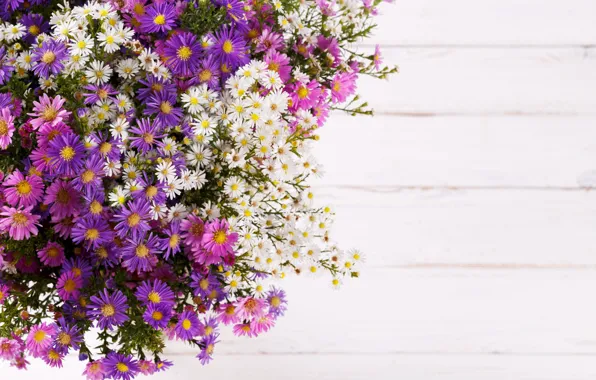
(356, 47, 596, 114)
(313, 189, 596, 266)
(159, 269, 596, 355)
(371, 0, 596, 46)
(6, 354, 596, 380)
(314, 115, 596, 188)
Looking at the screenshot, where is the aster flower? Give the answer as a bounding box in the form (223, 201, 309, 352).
(209, 26, 249, 69)
(137, 75, 177, 102)
(197, 333, 219, 365)
(330, 71, 357, 103)
(32, 39, 68, 78)
(264, 50, 292, 82)
(71, 216, 114, 250)
(25, 323, 56, 357)
(62, 257, 94, 282)
(0, 205, 41, 240)
(236, 297, 266, 319)
(138, 360, 157, 375)
(54, 318, 82, 352)
(251, 314, 275, 334)
(121, 233, 160, 273)
(44, 180, 80, 219)
(180, 214, 204, 250)
(0, 337, 20, 360)
(256, 28, 284, 53)
(103, 352, 140, 380)
(155, 359, 173, 373)
(56, 271, 83, 301)
(83, 360, 107, 380)
(373, 44, 383, 70)
(191, 56, 221, 89)
(71, 155, 105, 192)
(144, 90, 183, 128)
(164, 32, 201, 76)
(135, 278, 176, 307)
(42, 347, 65, 368)
(21, 14, 49, 44)
(28, 94, 71, 130)
(159, 220, 182, 259)
(139, 2, 177, 33)
(202, 218, 238, 257)
(37, 241, 65, 267)
(0, 107, 15, 149)
(88, 289, 130, 330)
(289, 80, 323, 110)
(266, 287, 287, 317)
(36, 122, 72, 149)
(83, 84, 118, 105)
(113, 198, 152, 239)
(129, 118, 164, 153)
(232, 322, 256, 337)
(47, 132, 86, 176)
(175, 310, 202, 340)
(143, 303, 172, 329)
(3, 170, 44, 208)
(216, 303, 240, 325)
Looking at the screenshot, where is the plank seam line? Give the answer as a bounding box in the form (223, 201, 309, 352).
(313, 185, 596, 192)
(355, 44, 596, 49)
(165, 351, 596, 357)
(373, 111, 596, 117)
(380, 263, 596, 270)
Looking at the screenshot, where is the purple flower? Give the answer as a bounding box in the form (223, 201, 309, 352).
(135, 278, 175, 307)
(0, 337, 20, 360)
(42, 347, 65, 368)
(209, 26, 248, 70)
(129, 118, 164, 153)
(71, 155, 105, 193)
(21, 14, 49, 44)
(196, 333, 219, 365)
(0, 47, 14, 85)
(159, 221, 182, 259)
(88, 289, 130, 330)
(163, 32, 201, 76)
(71, 216, 114, 250)
(62, 257, 93, 282)
(47, 132, 85, 177)
(144, 90, 182, 128)
(83, 84, 118, 105)
(0, 284, 10, 305)
(137, 75, 176, 102)
(180, 214, 204, 250)
(54, 317, 82, 352)
(44, 179, 80, 219)
(113, 198, 152, 239)
(103, 352, 140, 380)
(190, 56, 221, 89)
(175, 310, 202, 340)
(143, 303, 172, 329)
(56, 271, 83, 301)
(139, 2, 177, 33)
(266, 287, 288, 317)
(32, 39, 67, 78)
(121, 233, 160, 273)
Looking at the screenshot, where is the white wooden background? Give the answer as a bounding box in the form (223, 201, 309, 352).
(5, 1, 596, 378)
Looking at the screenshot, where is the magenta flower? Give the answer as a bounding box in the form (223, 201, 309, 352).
(264, 50, 292, 81)
(0, 337, 20, 360)
(56, 271, 83, 301)
(251, 314, 275, 335)
(37, 241, 65, 267)
(0, 284, 9, 305)
(88, 289, 130, 330)
(201, 218, 238, 257)
(180, 214, 204, 250)
(0, 205, 41, 240)
(83, 360, 106, 380)
(36, 122, 71, 149)
(289, 80, 323, 110)
(3, 170, 44, 208)
(373, 44, 383, 70)
(216, 303, 239, 325)
(232, 322, 256, 337)
(42, 347, 65, 368)
(44, 179, 80, 219)
(29, 94, 71, 130)
(330, 71, 357, 103)
(138, 360, 157, 375)
(25, 323, 56, 357)
(0, 107, 15, 149)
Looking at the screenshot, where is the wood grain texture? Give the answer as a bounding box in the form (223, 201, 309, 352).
(357, 47, 596, 114)
(371, 1, 596, 46)
(313, 115, 596, 188)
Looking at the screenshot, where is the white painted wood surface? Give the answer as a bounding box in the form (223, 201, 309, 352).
(6, 1, 596, 379)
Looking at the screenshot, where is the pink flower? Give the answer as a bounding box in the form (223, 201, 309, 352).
(180, 214, 205, 251)
(330, 71, 357, 104)
(232, 322, 257, 337)
(0, 338, 20, 360)
(83, 360, 107, 380)
(25, 323, 56, 357)
(3, 170, 44, 208)
(289, 80, 322, 110)
(0, 206, 41, 240)
(216, 303, 240, 325)
(28, 94, 71, 130)
(37, 241, 65, 267)
(56, 271, 83, 301)
(235, 297, 266, 319)
(201, 218, 238, 257)
(0, 283, 9, 304)
(0, 107, 15, 149)
(373, 44, 383, 71)
(251, 314, 275, 334)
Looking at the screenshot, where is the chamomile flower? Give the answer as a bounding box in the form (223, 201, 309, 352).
(85, 60, 113, 85)
(155, 160, 176, 183)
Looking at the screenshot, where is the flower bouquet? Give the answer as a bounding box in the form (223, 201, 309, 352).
(0, 0, 396, 377)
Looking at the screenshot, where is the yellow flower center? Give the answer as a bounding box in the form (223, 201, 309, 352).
(213, 230, 227, 244)
(12, 212, 28, 225)
(29, 25, 40, 36)
(106, 36, 114, 44)
(199, 69, 212, 82)
(63, 279, 77, 292)
(57, 332, 71, 346)
(169, 234, 179, 248)
(16, 180, 31, 195)
(41, 51, 56, 64)
(153, 14, 166, 25)
(147, 291, 161, 303)
(81, 170, 95, 183)
(0, 120, 8, 136)
(135, 244, 149, 258)
(85, 228, 99, 241)
(47, 247, 59, 257)
(127, 213, 140, 227)
(101, 304, 115, 317)
(182, 319, 191, 330)
(42, 107, 57, 121)
(47, 349, 60, 360)
(90, 200, 102, 214)
(33, 330, 46, 342)
(145, 186, 158, 198)
(117, 362, 129, 373)
(222, 40, 233, 54)
(160, 101, 172, 114)
(152, 311, 163, 321)
(297, 86, 309, 99)
(199, 278, 209, 290)
(270, 296, 281, 307)
(60, 146, 76, 161)
(177, 46, 192, 60)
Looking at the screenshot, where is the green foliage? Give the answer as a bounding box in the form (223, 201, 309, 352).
(180, 0, 227, 37)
